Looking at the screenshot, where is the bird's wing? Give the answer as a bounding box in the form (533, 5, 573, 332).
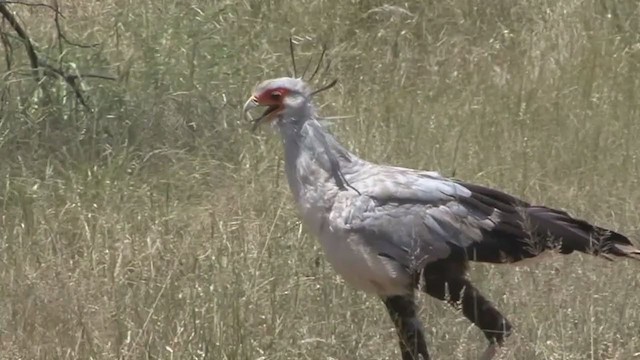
(332, 166, 533, 271)
(334, 164, 640, 268)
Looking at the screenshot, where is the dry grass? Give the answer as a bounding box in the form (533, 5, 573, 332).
(1, 0, 640, 359)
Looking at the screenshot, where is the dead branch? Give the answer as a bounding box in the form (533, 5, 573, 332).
(0, 1, 115, 111)
(52, 0, 99, 49)
(37, 57, 116, 109)
(1, 0, 62, 14)
(0, 2, 40, 80)
(0, 28, 12, 70)
(0, 28, 12, 110)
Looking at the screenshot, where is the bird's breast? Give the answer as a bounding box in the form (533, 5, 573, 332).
(295, 189, 411, 296)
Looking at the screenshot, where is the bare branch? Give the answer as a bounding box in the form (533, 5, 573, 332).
(52, 0, 98, 49)
(0, 0, 64, 16)
(0, 28, 12, 111)
(0, 2, 41, 80)
(37, 58, 116, 111)
(0, 1, 115, 112)
(0, 29, 13, 71)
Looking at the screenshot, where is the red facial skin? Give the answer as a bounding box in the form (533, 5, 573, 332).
(253, 87, 290, 123)
(256, 87, 290, 104)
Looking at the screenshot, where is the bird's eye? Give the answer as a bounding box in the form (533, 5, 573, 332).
(270, 91, 282, 100)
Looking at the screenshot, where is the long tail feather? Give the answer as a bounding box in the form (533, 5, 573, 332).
(453, 180, 640, 263)
(526, 206, 640, 261)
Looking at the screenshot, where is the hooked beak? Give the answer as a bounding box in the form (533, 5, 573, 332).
(242, 96, 260, 132)
(243, 96, 280, 132)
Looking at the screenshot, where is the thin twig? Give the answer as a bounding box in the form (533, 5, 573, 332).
(0, 1, 115, 111)
(52, 0, 98, 48)
(2, 30, 114, 82)
(0, 0, 64, 16)
(37, 58, 115, 111)
(0, 29, 12, 71)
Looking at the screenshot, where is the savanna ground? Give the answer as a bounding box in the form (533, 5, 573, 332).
(1, 0, 639, 359)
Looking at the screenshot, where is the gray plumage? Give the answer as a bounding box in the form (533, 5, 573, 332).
(244, 76, 640, 360)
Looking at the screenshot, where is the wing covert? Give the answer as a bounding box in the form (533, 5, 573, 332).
(330, 186, 500, 273)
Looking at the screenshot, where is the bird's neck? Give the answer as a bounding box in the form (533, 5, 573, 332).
(279, 118, 360, 203)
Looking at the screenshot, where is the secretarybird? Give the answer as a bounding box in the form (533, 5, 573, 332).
(242, 50, 640, 360)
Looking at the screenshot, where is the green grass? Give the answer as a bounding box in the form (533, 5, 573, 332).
(1, 0, 640, 359)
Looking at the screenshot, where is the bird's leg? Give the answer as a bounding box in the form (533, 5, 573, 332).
(422, 264, 512, 358)
(382, 294, 430, 360)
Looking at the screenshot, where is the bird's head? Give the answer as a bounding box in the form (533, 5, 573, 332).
(243, 77, 312, 131)
(243, 76, 338, 132)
